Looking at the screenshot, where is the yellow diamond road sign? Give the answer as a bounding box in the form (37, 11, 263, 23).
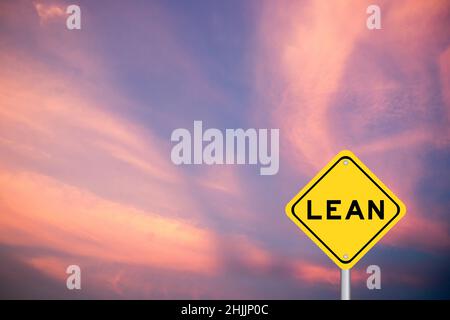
(286, 150, 406, 269)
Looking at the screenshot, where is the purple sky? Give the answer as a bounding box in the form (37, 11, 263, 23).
(0, 0, 449, 299)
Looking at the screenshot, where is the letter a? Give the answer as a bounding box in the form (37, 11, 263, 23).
(203, 128, 224, 164)
(171, 129, 192, 165)
(66, 5, 81, 30)
(66, 265, 81, 290)
(366, 265, 381, 289)
(366, 5, 381, 30)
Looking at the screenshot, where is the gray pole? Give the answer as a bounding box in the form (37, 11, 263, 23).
(341, 269, 351, 300)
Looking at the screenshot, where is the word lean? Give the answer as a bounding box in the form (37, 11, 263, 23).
(171, 121, 279, 175)
(307, 200, 385, 220)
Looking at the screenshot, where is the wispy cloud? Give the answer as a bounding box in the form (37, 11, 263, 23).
(0, 0, 448, 298)
(254, 0, 450, 255)
(33, 2, 66, 24)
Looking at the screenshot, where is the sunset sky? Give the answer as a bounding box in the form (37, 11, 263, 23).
(0, 0, 449, 299)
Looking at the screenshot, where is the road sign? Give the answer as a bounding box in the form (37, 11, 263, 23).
(285, 150, 406, 269)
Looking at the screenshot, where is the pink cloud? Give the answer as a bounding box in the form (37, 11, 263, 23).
(439, 46, 450, 123)
(292, 261, 425, 288)
(382, 211, 450, 252)
(0, 36, 209, 218)
(254, 1, 370, 172)
(0, 23, 264, 294)
(292, 262, 340, 285)
(0, 26, 224, 282)
(0, 170, 219, 274)
(27, 256, 69, 282)
(255, 0, 450, 174)
(253, 0, 450, 255)
(0, 0, 447, 298)
(33, 2, 66, 24)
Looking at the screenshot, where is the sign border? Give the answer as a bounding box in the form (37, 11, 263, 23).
(288, 151, 403, 267)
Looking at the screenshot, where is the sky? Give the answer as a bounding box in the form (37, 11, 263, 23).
(0, 0, 449, 299)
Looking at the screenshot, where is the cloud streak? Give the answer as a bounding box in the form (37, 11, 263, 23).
(0, 0, 448, 299)
(254, 0, 450, 254)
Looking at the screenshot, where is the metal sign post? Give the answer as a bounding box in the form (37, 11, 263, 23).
(340, 269, 351, 300)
